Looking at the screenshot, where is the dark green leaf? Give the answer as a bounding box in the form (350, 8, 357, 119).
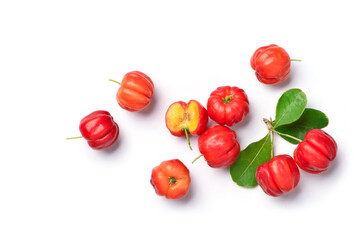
(275, 108, 329, 144)
(273, 88, 307, 128)
(230, 133, 272, 187)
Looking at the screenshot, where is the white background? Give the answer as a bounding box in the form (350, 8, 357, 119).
(1, 0, 362, 239)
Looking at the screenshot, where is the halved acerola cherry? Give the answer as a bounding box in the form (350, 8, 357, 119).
(165, 100, 208, 150)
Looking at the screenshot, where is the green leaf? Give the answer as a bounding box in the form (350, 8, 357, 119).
(230, 133, 272, 187)
(273, 88, 307, 128)
(275, 108, 329, 144)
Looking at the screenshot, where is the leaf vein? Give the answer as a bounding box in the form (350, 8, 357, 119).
(274, 109, 288, 127)
(236, 133, 270, 183)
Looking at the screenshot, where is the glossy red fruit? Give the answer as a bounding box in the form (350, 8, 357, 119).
(256, 155, 300, 197)
(250, 44, 291, 84)
(79, 110, 119, 150)
(150, 159, 191, 200)
(114, 71, 154, 112)
(197, 125, 240, 168)
(294, 129, 337, 174)
(207, 86, 249, 126)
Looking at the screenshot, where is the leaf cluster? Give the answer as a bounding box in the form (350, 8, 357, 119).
(230, 89, 329, 187)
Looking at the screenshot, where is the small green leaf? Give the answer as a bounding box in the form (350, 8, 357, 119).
(230, 133, 272, 187)
(273, 88, 307, 128)
(275, 108, 329, 144)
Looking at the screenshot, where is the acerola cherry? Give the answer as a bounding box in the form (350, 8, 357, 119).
(67, 110, 119, 150)
(110, 71, 154, 112)
(165, 100, 208, 150)
(294, 129, 337, 174)
(207, 86, 249, 126)
(256, 155, 300, 197)
(195, 125, 240, 168)
(251, 44, 300, 84)
(150, 159, 191, 200)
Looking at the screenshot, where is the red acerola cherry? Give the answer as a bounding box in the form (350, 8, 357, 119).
(294, 129, 337, 174)
(196, 125, 240, 168)
(77, 110, 119, 150)
(150, 159, 191, 200)
(251, 44, 296, 84)
(110, 71, 154, 112)
(256, 155, 300, 197)
(165, 100, 209, 150)
(207, 86, 249, 126)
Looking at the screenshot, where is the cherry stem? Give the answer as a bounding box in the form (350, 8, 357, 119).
(182, 128, 193, 151)
(290, 59, 302, 62)
(66, 136, 83, 140)
(222, 95, 234, 104)
(168, 177, 177, 185)
(109, 79, 121, 85)
(192, 154, 203, 164)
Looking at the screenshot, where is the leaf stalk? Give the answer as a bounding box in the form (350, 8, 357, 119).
(271, 129, 303, 143)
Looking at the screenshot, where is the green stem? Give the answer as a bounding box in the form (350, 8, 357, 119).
(192, 154, 203, 164)
(66, 136, 83, 140)
(264, 117, 302, 145)
(168, 177, 177, 185)
(182, 128, 193, 150)
(270, 131, 274, 159)
(272, 129, 303, 143)
(290, 59, 302, 62)
(109, 79, 121, 85)
(222, 95, 234, 104)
